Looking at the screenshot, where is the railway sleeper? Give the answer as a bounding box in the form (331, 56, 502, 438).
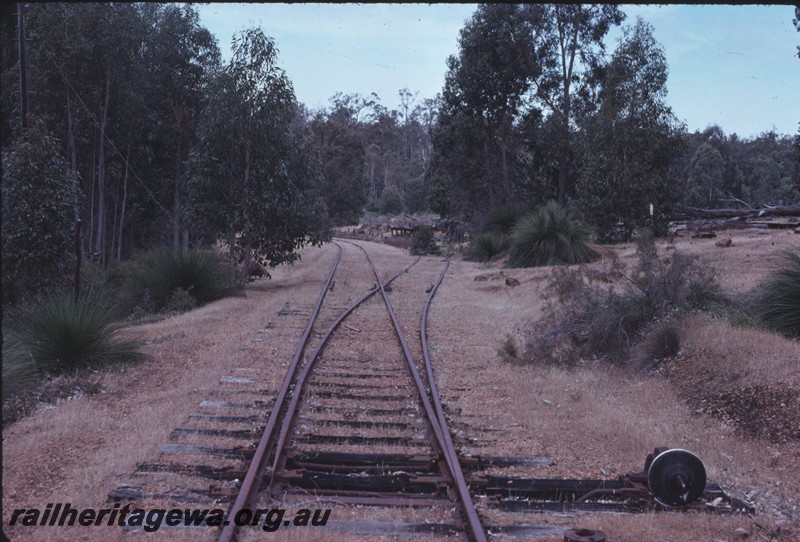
(187, 413, 264, 424)
(293, 434, 429, 446)
(309, 391, 413, 402)
(134, 463, 248, 480)
(170, 427, 261, 439)
(305, 405, 413, 416)
(159, 443, 256, 460)
(284, 451, 553, 473)
(301, 418, 416, 430)
(276, 470, 450, 495)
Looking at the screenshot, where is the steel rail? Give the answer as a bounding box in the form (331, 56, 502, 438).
(216, 243, 341, 542)
(218, 243, 420, 542)
(352, 243, 488, 542)
(265, 252, 422, 487)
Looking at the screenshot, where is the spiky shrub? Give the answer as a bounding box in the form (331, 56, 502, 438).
(629, 323, 681, 372)
(410, 227, 440, 256)
(482, 205, 523, 236)
(498, 336, 521, 364)
(754, 249, 800, 339)
(464, 232, 508, 262)
(506, 203, 599, 268)
(528, 234, 726, 365)
(120, 248, 236, 314)
(4, 292, 143, 391)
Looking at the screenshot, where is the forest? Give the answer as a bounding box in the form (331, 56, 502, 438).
(2, 3, 799, 306)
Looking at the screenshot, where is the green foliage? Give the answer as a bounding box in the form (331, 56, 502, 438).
(409, 226, 440, 256)
(687, 142, 725, 207)
(378, 185, 404, 215)
(188, 28, 329, 285)
(4, 292, 143, 394)
(308, 105, 369, 224)
(754, 249, 800, 339)
(577, 18, 685, 241)
(529, 232, 726, 365)
(506, 203, 598, 268)
(1, 123, 81, 304)
(428, 4, 541, 218)
(119, 248, 236, 314)
(676, 129, 798, 212)
(482, 205, 523, 236)
(464, 232, 508, 262)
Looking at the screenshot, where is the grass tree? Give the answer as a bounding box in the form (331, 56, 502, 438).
(755, 249, 800, 339)
(506, 202, 598, 268)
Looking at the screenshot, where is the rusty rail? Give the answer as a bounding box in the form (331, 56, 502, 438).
(217, 243, 420, 542)
(216, 243, 342, 542)
(355, 244, 487, 542)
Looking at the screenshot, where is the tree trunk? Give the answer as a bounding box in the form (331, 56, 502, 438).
(88, 142, 95, 255)
(173, 104, 183, 252)
(240, 127, 253, 288)
(556, 8, 578, 207)
(65, 84, 77, 172)
(94, 73, 111, 265)
(117, 145, 129, 262)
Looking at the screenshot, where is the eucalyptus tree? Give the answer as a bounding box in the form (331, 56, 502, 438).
(528, 4, 625, 205)
(306, 94, 372, 224)
(2, 122, 81, 303)
(429, 3, 537, 218)
(577, 18, 684, 240)
(188, 28, 329, 285)
(142, 4, 220, 252)
(687, 143, 725, 207)
(24, 3, 151, 263)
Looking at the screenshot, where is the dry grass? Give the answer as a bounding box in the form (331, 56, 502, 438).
(3, 230, 799, 542)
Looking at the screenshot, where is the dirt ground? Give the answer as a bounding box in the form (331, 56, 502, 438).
(2, 228, 799, 542)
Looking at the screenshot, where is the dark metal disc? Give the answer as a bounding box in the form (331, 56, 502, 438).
(564, 528, 606, 542)
(647, 448, 706, 507)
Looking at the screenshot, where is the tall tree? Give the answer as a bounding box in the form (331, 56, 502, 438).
(687, 143, 725, 207)
(306, 94, 371, 224)
(143, 4, 220, 252)
(577, 18, 684, 240)
(2, 122, 81, 303)
(188, 28, 329, 285)
(530, 4, 625, 205)
(429, 3, 537, 218)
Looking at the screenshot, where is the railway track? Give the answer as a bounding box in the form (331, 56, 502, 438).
(109, 240, 752, 541)
(222, 240, 486, 542)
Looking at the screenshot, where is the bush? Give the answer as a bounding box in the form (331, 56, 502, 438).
(3, 291, 143, 397)
(754, 249, 800, 339)
(498, 336, 521, 364)
(629, 323, 681, 372)
(119, 248, 236, 314)
(482, 205, 523, 236)
(2, 122, 81, 304)
(464, 232, 508, 262)
(378, 185, 404, 215)
(409, 227, 440, 256)
(527, 233, 726, 365)
(506, 202, 598, 268)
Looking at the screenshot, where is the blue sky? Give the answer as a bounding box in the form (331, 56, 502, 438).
(195, 4, 799, 139)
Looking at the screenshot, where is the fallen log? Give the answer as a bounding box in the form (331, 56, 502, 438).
(683, 203, 800, 219)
